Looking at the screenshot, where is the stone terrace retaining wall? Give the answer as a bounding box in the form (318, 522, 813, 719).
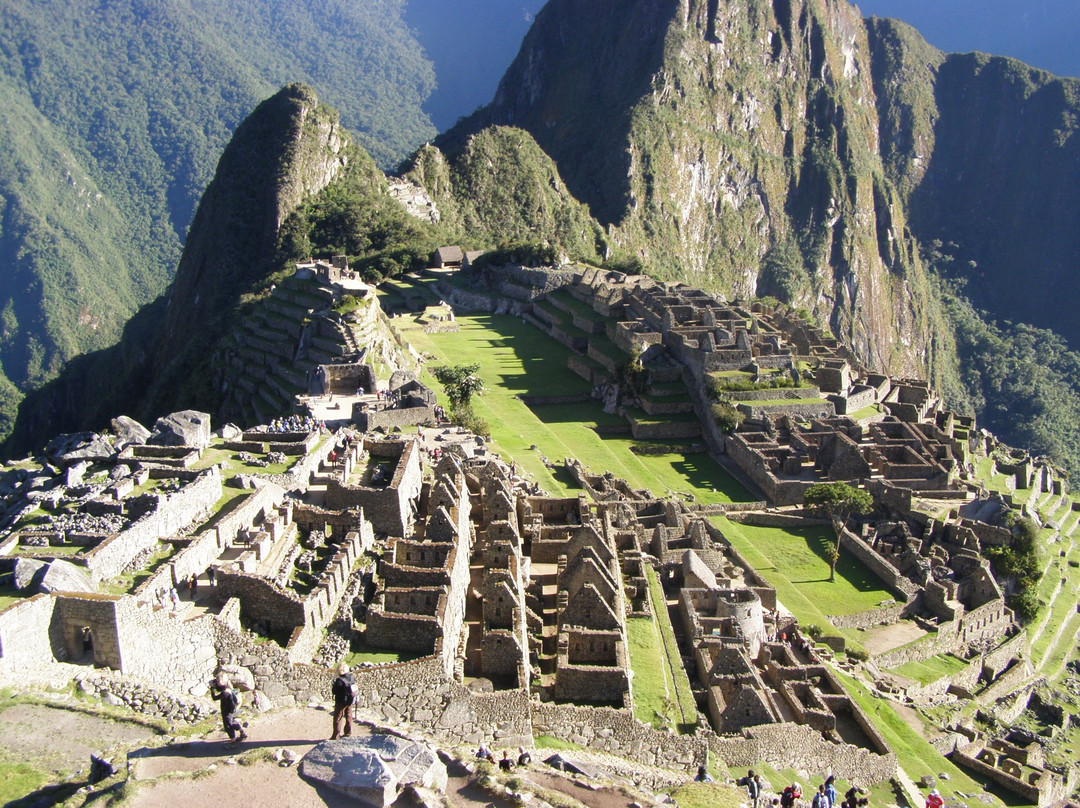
(532, 703, 705, 771)
(709, 722, 897, 784)
(83, 468, 223, 581)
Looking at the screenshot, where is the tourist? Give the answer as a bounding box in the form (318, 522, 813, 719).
(499, 750, 514, 771)
(925, 789, 944, 808)
(694, 764, 713, 782)
(209, 676, 247, 748)
(517, 747, 531, 767)
(207, 567, 216, 587)
(476, 744, 494, 763)
(812, 784, 828, 808)
(81, 626, 93, 656)
(844, 785, 865, 808)
(169, 588, 180, 611)
(330, 663, 357, 739)
(190, 573, 198, 595)
(780, 782, 802, 808)
(824, 776, 838, 808)
(745, 770, 761, 808)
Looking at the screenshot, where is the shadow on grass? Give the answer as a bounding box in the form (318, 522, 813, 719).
(799, 527, 894, 593)
(670, 455, 754, 502)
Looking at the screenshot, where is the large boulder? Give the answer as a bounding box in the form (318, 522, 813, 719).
(300, 736, 446, 807)
(36, 560, 97, 594)
(218, 423, 243, 441)
(45, 432, 114, 466)
(149, 410, 212, 449)
(12, 558, 48, 591)
(111, 415, 151, 448)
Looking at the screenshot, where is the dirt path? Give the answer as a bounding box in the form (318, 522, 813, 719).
(0, 702, 159, 777)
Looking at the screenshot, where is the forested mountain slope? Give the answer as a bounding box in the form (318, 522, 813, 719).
(0, 0, 436, 438)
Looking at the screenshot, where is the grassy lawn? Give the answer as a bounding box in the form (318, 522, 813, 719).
(625, 566, 697, 732)
(713, 517, 894, 623)
(889, 653, 970, 684)
(0, 585, 25, 612)
(668, 782, 745, 808)
(345, 648, 426, 665)
(0, 760, 49, 805)
(404, 313, 752, 503)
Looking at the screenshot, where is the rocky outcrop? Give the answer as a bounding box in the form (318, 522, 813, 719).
(149, 411, 212, 449)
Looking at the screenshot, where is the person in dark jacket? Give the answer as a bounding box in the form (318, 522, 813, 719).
(330, 663, 357, 739)
(209, 676, 247, 748)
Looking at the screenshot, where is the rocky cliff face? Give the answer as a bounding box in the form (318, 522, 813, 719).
(151, 84, 350, 399)
(867, 23, 1080, 347)
(443, 0, 943, 376)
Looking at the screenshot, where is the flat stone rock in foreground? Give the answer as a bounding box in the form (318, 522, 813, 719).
(299, 735, 447, 807)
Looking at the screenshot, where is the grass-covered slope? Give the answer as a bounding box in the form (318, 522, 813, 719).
(0, 0, 437, 439)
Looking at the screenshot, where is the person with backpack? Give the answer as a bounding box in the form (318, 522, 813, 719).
(812, 784, 829, 808)
(209, 676, 247, 748)
(745, 770, 761, 808)
(925, 789, 944, 808)
(781, 782, 803, 808)
(330, 663, 357, 739)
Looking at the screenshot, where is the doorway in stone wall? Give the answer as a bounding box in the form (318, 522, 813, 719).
(76, 624, 94, 663)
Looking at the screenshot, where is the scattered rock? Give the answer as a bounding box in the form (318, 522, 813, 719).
(111, 415, 151, 448)
(219, 423, 243, 441)
(300, 735, 447, 807)
(12, 558, 48, 591)
(149, 410, 213, 449)
(36, 559, 97, 594)
(45, 432, 114, 466)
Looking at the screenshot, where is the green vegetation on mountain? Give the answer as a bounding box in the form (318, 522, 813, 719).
(404, 128, 606, 261)
(0, 0, 437, 442)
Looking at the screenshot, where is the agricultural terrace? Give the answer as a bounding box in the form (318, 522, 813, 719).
(399, 313, 754, 504)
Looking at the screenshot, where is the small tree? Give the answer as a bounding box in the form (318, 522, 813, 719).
(803, 482, 874, 581)
(431, 363, 484, 409)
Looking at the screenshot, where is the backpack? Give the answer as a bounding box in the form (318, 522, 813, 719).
(813, 793, 826, 808)
(333, 674, 356, 705)
(222, 689, 240, 714)
(781, 788, 795, 808)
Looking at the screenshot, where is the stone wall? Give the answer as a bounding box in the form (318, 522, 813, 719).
(829, 600, 909, 630)
(83, 468, 223, 581)
(358, 404, 436, 432)
(0, 594, 62, 674)
(216, 570, 307, 631)
(169, 531, 223, 588)
(708, 722, 897, 784)
(835, 526, 920, 600)
(51, 594, 124, 668)
(211, 483, 285, 546)
(114, 598, 218, 696)
(531, 703, 705, 771)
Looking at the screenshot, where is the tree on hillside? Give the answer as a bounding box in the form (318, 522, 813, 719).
(431, 364, 484, 409)
(803, 482, 874, 581)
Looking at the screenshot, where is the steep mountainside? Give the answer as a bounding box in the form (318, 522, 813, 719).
(440, 0, 946, 378)
(6, 85, 353, 452)
(0, 0, 435, 438)
(869, 28, 1080, 346)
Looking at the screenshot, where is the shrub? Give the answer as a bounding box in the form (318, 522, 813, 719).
(710, 401, 744, 433)
(452, 404, 490, 438)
